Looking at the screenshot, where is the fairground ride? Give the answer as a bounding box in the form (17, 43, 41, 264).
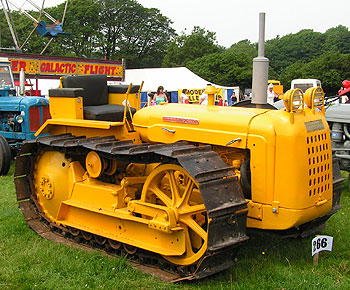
(0, 0, 69, 54)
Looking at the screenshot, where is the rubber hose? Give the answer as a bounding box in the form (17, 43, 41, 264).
(344, 124, 350, 140)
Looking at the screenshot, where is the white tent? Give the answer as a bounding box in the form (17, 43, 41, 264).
(125, 67, 211, 92)
(124, 66, 240, 103)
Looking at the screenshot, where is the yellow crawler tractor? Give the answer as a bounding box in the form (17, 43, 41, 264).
(14, 15, 343, 281)
(14, 77, 344, 280)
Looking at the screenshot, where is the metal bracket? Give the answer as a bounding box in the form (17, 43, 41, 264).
(161, 127, 175, 133)
(226, 138, 242, 146)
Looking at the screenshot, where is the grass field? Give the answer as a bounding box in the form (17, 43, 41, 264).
(1, 164, 349, 290)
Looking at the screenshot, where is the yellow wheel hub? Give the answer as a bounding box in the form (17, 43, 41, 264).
(141, 164, 208, 266)
(33, 151, 71, 223)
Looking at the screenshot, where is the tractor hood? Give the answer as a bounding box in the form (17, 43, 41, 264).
(325, 104, 350, 124)
(0, 96, 48, 112)
(132, 103, 270, 148)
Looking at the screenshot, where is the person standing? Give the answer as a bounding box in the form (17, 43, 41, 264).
(153, 86, 168, 105)
(231, 91, 237, 105)
(267, 84, 277, 104)
(179, 89, 189, 104)
(218, 96, 223, 106)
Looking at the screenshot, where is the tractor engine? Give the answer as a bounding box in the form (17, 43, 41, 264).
(0, 96, 50, 147)
(326, 104, 350, 171)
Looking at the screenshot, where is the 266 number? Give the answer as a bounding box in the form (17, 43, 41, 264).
(313, 237, 327, 252)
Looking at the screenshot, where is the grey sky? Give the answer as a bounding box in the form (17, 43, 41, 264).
(21, 0, 350, 47)
(137, 0, 349, 47)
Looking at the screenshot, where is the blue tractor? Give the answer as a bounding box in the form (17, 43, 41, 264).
(0, 58, 50, 175)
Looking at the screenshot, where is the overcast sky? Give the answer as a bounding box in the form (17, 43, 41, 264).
(19, 0, 350, 48)
(137, 0, 350, 47)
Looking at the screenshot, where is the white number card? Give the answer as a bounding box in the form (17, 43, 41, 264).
(312, 235, 333, 256)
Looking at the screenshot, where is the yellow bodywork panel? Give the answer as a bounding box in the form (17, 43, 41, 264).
(133, 103, 268, 148)
(133, 103, 333, 230)
(57, 201, 185, 256)
(247, 201, 332, 230)
(49, 96, 84, 119)
(256, 110, 333, 213)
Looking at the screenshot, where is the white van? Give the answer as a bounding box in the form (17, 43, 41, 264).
(291, 79, 321, 92)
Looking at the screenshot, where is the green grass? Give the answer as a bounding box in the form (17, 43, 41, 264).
(1, 164, 349, 289)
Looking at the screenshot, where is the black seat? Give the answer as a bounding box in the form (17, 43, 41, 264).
(83, 104, 136, 122)
(61, 75, 136, 122)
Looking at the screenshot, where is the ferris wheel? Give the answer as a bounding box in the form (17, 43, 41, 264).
(0, 0, 69, 54)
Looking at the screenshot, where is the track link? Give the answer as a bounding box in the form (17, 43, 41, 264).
(14, 134, 248, 282)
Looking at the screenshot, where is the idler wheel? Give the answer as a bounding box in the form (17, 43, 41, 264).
(33, 151, 71, 223)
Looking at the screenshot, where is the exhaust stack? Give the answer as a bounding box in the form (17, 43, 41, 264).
(251, 12, 269, 106)
(19, 69, 25, 96)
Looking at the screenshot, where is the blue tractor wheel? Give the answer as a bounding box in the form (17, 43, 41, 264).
(0, 135, 11, 175)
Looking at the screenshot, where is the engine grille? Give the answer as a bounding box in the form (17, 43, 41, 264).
(306, 132, 331, 197)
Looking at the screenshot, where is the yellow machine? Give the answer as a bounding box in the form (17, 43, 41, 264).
(14, 75, 343, 281)
(13, 14, 343, 281)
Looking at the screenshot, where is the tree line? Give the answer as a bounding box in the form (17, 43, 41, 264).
(0, 0, 349, 94)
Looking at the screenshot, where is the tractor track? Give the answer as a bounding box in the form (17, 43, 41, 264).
(14, 134, 248, 282)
